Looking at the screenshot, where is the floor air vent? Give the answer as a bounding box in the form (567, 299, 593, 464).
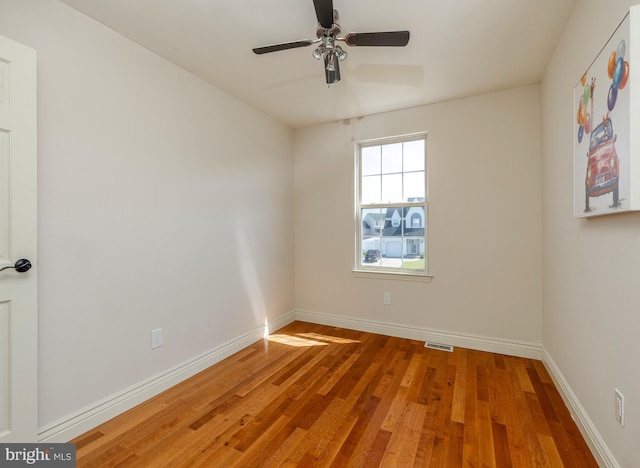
(425, 342, 454, 352)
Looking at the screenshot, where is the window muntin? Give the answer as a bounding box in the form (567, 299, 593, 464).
(356, 134, 427, 275)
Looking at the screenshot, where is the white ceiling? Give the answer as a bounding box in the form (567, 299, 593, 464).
(59, 0, 576, 128)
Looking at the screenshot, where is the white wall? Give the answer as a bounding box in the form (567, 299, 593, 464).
(0, 0, 294, 431)
(294, 85, 543, 348)
(542, 1, 640, 465)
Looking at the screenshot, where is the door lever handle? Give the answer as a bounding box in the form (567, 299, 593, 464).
(0, 258, 32, 273)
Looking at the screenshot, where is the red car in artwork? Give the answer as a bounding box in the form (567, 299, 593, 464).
(585, 117, 619, 211)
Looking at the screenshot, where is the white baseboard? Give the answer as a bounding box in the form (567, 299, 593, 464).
(294, 309, 542, 359)
(38, 310, 296, 443)
(541, 348, 618, 468)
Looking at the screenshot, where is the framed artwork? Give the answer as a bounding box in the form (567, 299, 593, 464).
(574, 7, 640, 218)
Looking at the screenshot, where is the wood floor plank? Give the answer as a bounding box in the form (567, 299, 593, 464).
(446, 421, 464, 467)
(450, 348, 467, 424)
(524, 390, 553, 436)
(330, 395, 387, 466)
(400, 348, 424, 389)
(462, 352, 479, 466)
(492, 421, 514, 468)
(533, 359, 555, 384)
(391, 402, 427, 467)
(70, 322, 598, 467)
(424, 363, 457, 466)
(257, 426, 307, 468)
(321, 363, 384, 460)
(477, 400, 497, 467)
(527, 367, 560, 424)
(503, 357, 538, 468)
(379, 397, 427, 466)
(73, 400, 171, 459)
(298, 399, 357, 466)
(230, 414, 294, 467)
(323, 361, 392, 466)
(316, 351, 362, 396)
(364, 429, 392, 467)
(282, 357, 382, 465)
(487, 365, 509, 427)
(476, 363, 490, 403)
(538, 433, 567, 467)
(412, 428, 436, 467)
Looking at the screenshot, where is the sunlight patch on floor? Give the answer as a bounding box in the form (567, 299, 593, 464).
(267, 334, 330, 347)
(267, 332, 361, 347)
(295, 332, 360, 344)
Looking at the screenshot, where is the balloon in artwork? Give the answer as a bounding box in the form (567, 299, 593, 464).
(608, 51, 617, 79)
(619, 61, 630, 90)
(608, 84, 618, 111)
(613, 56, 625, 89)
(577, 104, 582, 124)
(617, 39, 626, 60)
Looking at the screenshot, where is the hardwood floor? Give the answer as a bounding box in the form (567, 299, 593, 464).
(71, 321, 597, 467)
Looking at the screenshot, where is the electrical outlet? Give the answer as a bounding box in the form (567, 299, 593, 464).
(384, 292, 391, 305)
(151, 328, 163, 349)
(615, 388, 624, 427)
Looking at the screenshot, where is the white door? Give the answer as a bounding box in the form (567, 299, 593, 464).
(0, 35, 38, 442)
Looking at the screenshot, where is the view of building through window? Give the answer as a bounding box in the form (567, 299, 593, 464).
(356, 135, 427, 273)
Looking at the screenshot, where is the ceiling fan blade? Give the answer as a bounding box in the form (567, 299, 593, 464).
(252, 40, 315, 54)
(313, 0, 334, 29)
(344, 31, 410, 47)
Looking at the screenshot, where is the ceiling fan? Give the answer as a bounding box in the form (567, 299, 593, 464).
(252, 0, 410, 84)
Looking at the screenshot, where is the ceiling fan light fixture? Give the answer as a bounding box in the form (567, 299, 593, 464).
(325, 52, 336, 72)
(312, 48, 322, 60)
(336, 46, 347, 61)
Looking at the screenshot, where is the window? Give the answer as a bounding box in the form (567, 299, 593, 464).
(355, 133, 428, 278)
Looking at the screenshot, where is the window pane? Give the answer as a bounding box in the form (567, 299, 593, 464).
(404, 171, 425, 201)
(381, 143, 402, 174)
(382, 237, 403, 267)
(380, 206, 403, 268)
(361, 175, 381, 204)
(361, 208, 381, 266)
(362, 208, 383, 235)
(403, 140, 424, 172)
(387, 207, 403, 230)
(381, 173, 402, 203)
(402, 238, 425, 269)
(404, 207, 424, 234)
(362, 146, 381, 176)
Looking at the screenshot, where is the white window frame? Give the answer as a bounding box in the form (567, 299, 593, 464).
(353, 132, 432, 281)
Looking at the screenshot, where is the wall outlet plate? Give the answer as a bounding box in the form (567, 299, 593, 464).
(383, 292, 391, 305)
(615, 388, 625, 427)
(151, 328, 163, 349)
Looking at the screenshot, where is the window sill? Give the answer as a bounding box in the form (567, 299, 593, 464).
(352, 269, 433, 282)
